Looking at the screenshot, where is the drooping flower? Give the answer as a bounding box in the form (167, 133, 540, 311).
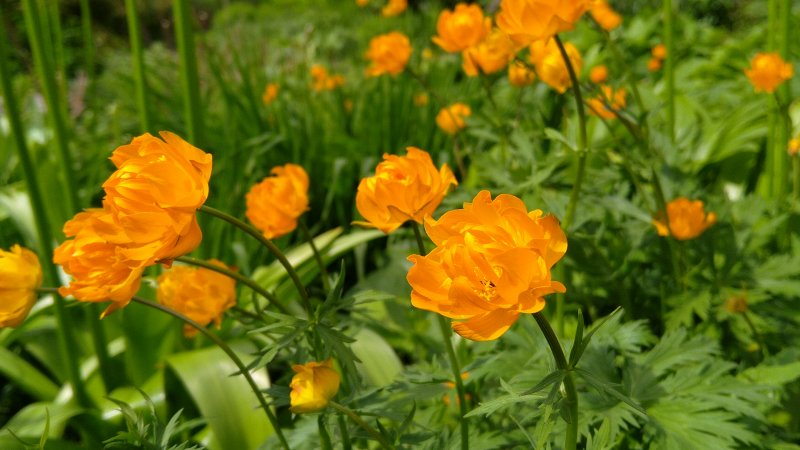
(508, 61, 536, 87)
(0, 245, 42, 328)
(365, 31, 413, 77)
(432, 3, 491, 53)
(496, 0, 590, 46)
(381, 0, 407, 17)
(355, 147, 457, 234)
(529, 39, 583, 93)
(157, 259, 236, 337)
(462, 29, 515, 77)
(407, 191, 567, 341)
(262, 83, 279, 105)
(589, 65, 608, 84)
(652, 197, 716, 241)
(589, 0, 622, 31)
(290, 359, 341, 413)
(436, 102, 472, 134)
(745, 52, 794, 94)
(586, 85, 626, 119)
(246, 164, 309, 239)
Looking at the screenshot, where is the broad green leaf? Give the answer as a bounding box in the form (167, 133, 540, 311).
(350, 327, 403, 387)
(0, 402, 82, 441)
(0, 346, 59, 401)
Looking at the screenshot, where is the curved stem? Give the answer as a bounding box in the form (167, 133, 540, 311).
(533, 312, 578, 450)
(130, 296, 290, 449)
(299, 220, 330, 293)
(174, 255, 289, 315)
(329, 401, 394, 450)
(199, 205, 311, 314)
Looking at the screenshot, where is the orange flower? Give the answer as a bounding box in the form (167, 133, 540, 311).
(413, 92, 429, 106)
(356, 0, 369, 6)
(586, 85, 626, 119)
(462, 29, 515, 77)
(432, 3, 491, 53)
(651, 43, 667, 60)
(589, 65, 608, 84)
(647, 57, 662, 72)
(355, 147, 457, 234)
(0, 245, 42, 328)
(589, 0, 622, 31)
(496, 0, 590, 46)
(311, 65, 345, 91)
(381, 0, 407, 17)
(365, 31, 412, 77)
(262, 83, 279, 105)
(246, 164, 309, 239)
(157, 260, 236, 337)
(508, 61, 536, 87)
(407, 191, 567, 341)
(436, 102, 472, 134)
(529, 39, 583, 93)
(652, 197, 716, 241)
(789, 138, 800, 156)
(290, 359, 341, 413)
(745, 52, 794, 94)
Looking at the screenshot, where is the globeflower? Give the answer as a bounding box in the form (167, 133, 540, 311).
(745, 52, 793, 94)
(157, 260, 236, 337)
(381, 0, 407, 17)
(508, 61, 536, 87)
(496, 0, 590, 46)
(652, 197, 717, 241)
(586, 85, 626, 119)
(262, 83, 279, 105)
(789, 137, 800, 156)
(246, 164, 309, 239)
(432, 3, 491, 53)
(355, 147, 457, 234)
(290, 359, 341, 413)
(407, 191, 567, 341)
(436, 102, 471, 135)
(647, 57, 662, 72)
(0, 245, 42, 328)
(365, 31, 412, 77)
(529, 39, 583, 93)
(589, 65, 608, 84)
(589, 0, 622, 31)
(311, 65, 345, 91)
(651, 44, 667, 60)
(462, 29, 515, 77)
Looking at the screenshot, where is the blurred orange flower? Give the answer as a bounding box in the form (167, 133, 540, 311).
(789, 138, 800, 156)
(311, 65, 345, 91)
(0, 245, 42, 328)
(246, 164, 309, 239)
(652, 197, 716, 240)
(365, 31, 413, 77)
(508, 61, 536, 87)
(436, 102, 472, 134)
(432, 3, 491, 53)
(587, 85, 626, 119)
(407, 191, 567, 341)
(355, 147, 457, 234)
(262, 83, 279, 105)
(589, 0, 621, 31)
(157, 259, 236, 337)
(497, 0, 590, 46)
(529, 39, 582, 93)
(647, 57, 662, 72)
(651, 43, 667, 60)
(745, 52, 793, 94)
(589, 65, 608, 83)
(356, 0, 369, 6)
(290, 359, 341, 413)
(381, 0, 407, 17)
(462, 29, 515, 77)
(413, 92, 429, 106)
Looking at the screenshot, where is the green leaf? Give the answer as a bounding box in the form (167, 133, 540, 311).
(521, 369, 565, 396)
(0, 346, 59, 401)
(570, 307, 622, 368)
(575, 368, 647, 418)
(739, 361, 800, 387)
(349, 327, 403, 387)
(568, 308, 585, 367)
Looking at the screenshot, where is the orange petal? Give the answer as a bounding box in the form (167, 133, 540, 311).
(452, 309, 519, 341)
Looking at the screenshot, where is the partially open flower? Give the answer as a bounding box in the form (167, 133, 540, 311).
(381, 0, 407, 17)
(745, 52, 793, 94)
(529, 39, 583, 93)
(508, 61, 536, 87)
(652, 197, 716, 241)
(587, 85, 626, 119)
(432, 3, 491, 53)
(436, 102, 472, 135)
(408, 191, 567, 341)
(0, 245, 42, 328)
(589, 0, 622, 31)
(290, 359, 341, 413)
(365, 31, 413, 77)
(462, 29, 515, 77)
(355, 147, 457, 234)
(246, 164, 309, 239)
(497, 0, 590, 46)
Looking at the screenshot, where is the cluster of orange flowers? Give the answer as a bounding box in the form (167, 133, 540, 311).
(647, 43, 666, 72)
(310, 64, 346, 92)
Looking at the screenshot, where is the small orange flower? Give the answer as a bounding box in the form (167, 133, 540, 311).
(508, 61, 536, 87)
(496, 0, 590, 46)
(407, 191, 567, 341)
(246, 164, 309, 239)
(262, 83, 279, 105)
(529, 39, 583, 94)
(356, 0, 369, 6)
(436, 102, 472, 134)
(311, 65, 345, 91)
(381, 0, 407, 17)
(462, 29, 515, 77)
(651, 44, 667, 60)
(355, 147, 457, 234)
(647, 57, 662, 72)
(589, 65, 608, 84)
(413, 92, 429, 106)
(290, 359, 341, 413)
(745, 52, 794, 94)
(789, 138, 800, 156)
(652, 197, 716, 241)
(432, 3, 491, 53)
(589, 0, 622, 31)
(586, 85, 626, 119)
(365, 31, 413, 77)
(157, 260, 236, 337)
(0, 245, 42, 328)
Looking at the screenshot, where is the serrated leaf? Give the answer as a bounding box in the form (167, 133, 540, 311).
(521, 370, 566, 396)
(576, 368, 647, 418)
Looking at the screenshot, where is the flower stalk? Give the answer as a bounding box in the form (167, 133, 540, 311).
(663, 0, 676, 144)
(124, 0, 152, 132)
(329, 401, 394, 450)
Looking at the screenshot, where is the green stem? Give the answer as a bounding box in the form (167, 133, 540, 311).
(0, 16, 91, 408)
(338, 415, 352, 450)
(299, 220, 330, 293)
(319, 415, 333, 450)
(742, 311, 768, 360)
(174, 256, 289, 315)
(79, 0, 94, 80)
(125, 0, 152, 132)
(199, 205, 312, 313)
(411, 223, 468, 450)
(663, 0, 675, 144)
(172, 0, 203, 143)
(131, 296, 290, 450)
(793, 156, 799, 201)
(329, 402, 394, 450)
(603, 33, 647, 131)
(532, 312, 578, 450)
